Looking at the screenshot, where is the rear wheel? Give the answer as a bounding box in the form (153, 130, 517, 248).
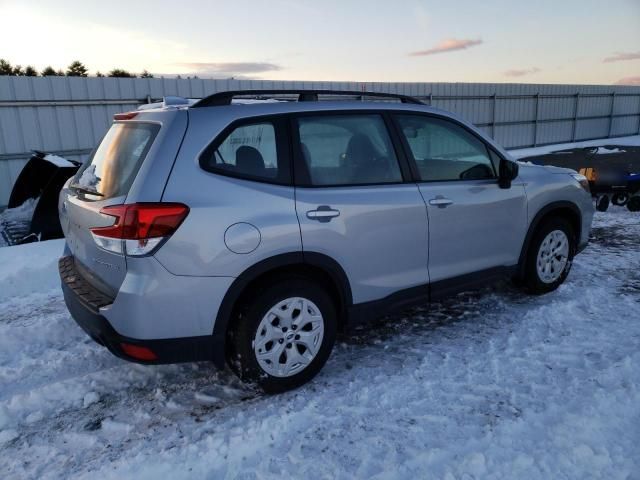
(524, 218, 575, 294)
(227, 278, 337, 393)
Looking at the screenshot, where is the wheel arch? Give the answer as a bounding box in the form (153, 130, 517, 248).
(212, 251, 352, 347)
(516, 201, 582, 279)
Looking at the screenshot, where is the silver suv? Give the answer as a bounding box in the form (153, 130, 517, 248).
(58, 90, 594, 392)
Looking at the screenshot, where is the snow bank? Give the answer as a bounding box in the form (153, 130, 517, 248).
(0, 239, 64, 301)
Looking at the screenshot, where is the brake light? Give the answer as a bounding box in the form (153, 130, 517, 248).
(113, 112, 138, 120)
(90, 203, 189, 256)
(120, 343, 157, 361)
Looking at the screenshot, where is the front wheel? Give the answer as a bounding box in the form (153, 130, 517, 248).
(227, 278, 337, 393)
(524, 218, 576, 294)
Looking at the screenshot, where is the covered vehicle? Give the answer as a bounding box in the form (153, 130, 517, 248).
(579, 167, 640, 211)
(518, 143, 639, 213)
(1, 151, 80, 245)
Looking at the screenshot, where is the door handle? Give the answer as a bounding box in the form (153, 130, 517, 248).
(428, 197, 454, 207)
(306, 206, 340, 222)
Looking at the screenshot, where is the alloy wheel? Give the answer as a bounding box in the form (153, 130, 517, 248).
(253, 297, 325, 377)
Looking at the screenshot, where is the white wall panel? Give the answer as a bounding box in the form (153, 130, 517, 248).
(1, 77, 639, 208)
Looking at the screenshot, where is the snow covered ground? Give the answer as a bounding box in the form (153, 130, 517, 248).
(1, 208, 639, 479)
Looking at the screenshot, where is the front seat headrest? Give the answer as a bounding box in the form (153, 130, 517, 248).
(345, 134, 378, 165)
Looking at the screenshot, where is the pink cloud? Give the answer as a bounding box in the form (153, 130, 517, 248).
(409, 38, 482, 56)
(177, 62, 282, 75)
(504, 67, 541, 77)
(614, 76, 640, 86)
(603, 51, 640, 63)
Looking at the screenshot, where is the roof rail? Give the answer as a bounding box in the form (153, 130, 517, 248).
(191, 89, 423, 108)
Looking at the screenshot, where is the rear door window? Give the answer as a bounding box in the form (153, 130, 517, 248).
(73, 122, 159, 199)
(295, 114, 403, 186)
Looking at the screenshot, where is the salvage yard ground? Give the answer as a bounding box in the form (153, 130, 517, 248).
(0, 206, 638, 479)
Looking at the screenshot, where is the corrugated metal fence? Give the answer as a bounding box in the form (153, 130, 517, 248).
(1, 77, 640, 208)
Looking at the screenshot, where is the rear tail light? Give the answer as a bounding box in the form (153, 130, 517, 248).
(90, 203, 189, 256)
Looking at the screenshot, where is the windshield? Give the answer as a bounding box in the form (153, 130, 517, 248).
(73, 122, 159, 199)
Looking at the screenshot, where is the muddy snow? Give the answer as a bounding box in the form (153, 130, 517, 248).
(0, 208, 639, 479)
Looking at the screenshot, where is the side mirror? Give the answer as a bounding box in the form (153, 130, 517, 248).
(498, 158, 519, 189)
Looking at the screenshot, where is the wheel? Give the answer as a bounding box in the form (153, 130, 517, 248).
(524, 218, 575, 294)
(612, 192, 629, 206)
(226, 277, 337, 393)
(596, 195, 610, 212)
(628, 196, 640, 212)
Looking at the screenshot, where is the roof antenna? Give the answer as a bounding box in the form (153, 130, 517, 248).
(163, 96, 189, 108)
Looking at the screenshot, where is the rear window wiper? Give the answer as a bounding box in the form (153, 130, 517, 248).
(70, 183, 104, 197)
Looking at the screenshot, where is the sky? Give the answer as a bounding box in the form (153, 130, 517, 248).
(0, 0, 639, 85)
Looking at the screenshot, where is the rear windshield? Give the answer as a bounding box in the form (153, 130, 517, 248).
(72, 122, 159, 199)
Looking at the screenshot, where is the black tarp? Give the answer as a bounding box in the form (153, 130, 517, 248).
(5, 151, 80, 243)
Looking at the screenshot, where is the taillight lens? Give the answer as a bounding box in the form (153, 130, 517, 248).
(120, 343, 157, 361)
(90, 203, 189, 256)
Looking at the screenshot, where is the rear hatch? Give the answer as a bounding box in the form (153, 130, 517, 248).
(60, 121, 161, 297)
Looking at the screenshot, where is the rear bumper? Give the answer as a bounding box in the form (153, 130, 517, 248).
(59, 256, 226, 367)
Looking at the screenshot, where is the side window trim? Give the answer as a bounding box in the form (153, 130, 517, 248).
(386, 112, 422, 182)
(381, 111, 414, 182)
(198, 114, 292, 186)
(390, 113, 500, 183)
(290, 110, 412, 188)
(289, 113, 311, 186)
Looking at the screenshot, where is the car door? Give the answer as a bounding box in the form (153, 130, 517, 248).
(393, 113, 527, 285)
(292, 112, 429, 304)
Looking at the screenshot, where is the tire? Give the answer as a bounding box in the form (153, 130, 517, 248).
(226, 277, 337, 393)
(612, 192, 629, 206)
(596, 195, 610, 212)
(524, 217, 576, 294)
(627, 196, 640, 212)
